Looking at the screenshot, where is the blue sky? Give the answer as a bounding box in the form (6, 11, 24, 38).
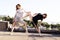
(0, 0, 60, 24)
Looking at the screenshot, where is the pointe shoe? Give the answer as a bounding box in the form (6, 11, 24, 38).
(10, 27, 14, 35)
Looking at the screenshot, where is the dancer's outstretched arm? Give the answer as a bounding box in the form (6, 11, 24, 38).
(22, 12, 31, 19)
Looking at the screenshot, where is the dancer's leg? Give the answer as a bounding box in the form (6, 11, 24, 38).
(34, 24, 41, 36)
(32, 19, 40, 33)
(24, 22, 28, 33)
(10, 21, 17, 35)
(34, 24, 40, 33)
(11, 22, 16, 32)
(19, 19, 28, 33)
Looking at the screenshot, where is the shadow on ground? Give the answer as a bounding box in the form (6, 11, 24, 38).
(28, 34, 60, 37)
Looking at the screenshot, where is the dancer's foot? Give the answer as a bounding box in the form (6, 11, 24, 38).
(36, 28, 41, 36)
(26, 27, 28, 33)
(10, 27, 14, 35)
(36, 28, 40, 33)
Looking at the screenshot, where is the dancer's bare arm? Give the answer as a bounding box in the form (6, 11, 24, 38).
(22, 12, 31, 19)
(21, 9, 31, 18)
(23, 11, 33, 21)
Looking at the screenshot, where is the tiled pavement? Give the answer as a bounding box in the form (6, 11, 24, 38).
(0, 32, 60, 40)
